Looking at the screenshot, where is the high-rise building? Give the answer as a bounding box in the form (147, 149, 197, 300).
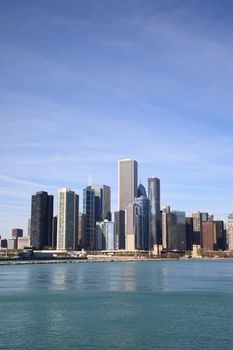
(134, 184, 150, 250)
(52, 216, 57, 249)
(12, 228, 23, 239)
(31, 191, 53, 250)
(163, 208, 186, 251)
(148, 177, 161, 248)
(96, 220, 115, 250)
(104, 221, 115, 250)
(90, 184, 111, 221)
(227, 213, 233, 251)
(215, 220, 226, 250)
(118, 158, 138, 250)
(83, 186, 95, 250)
(201, 221, 216, 251)
(57, 188, 79, 250)
(162, 206, 170, 249)
(118, 158, 138, 211)
(185, 217, 194, 250)
(114, 210, 125, 249)
(125, 184, 150, 251)
(125, 203, 137, 251)
(192, 211, 209, 244)
(78, 213, 86, 249)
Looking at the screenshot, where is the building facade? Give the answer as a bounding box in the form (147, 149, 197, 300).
(227, 213, 233, 251)
(118, 158, 138, 211)
(91, 184, 111, 222)
(12, 228, 23, 239)
(30, 191, 53, 250)
(57, 188, 79, 250)
(148, 177, 161, 249)
(83, 186, 95, 250)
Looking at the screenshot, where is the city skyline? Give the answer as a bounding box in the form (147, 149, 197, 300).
(1, 1, 233, 236)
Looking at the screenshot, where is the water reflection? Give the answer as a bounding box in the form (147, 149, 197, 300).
(2, 261, 233, 295)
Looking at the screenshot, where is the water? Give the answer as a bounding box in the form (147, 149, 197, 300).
(1, 260, 233, 349)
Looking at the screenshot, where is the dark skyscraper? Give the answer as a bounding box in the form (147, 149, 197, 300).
(148, 177, 161, 249)
(30, 191, 53, 249)
(169, 211, 186, 250)
(90, 184, 111, 222)
(185, 217, 194, 250)
(134, 184, 150, 250)
(114, 210, 125, 249)
(83, 186, 95, 250)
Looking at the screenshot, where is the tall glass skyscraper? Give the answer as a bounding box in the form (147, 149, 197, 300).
(148, 177, 161, 249)
(90, 184, 111, 222)
(134, 184, 150, 250)
(57, 188, 79, 250)
(31, 191, 53, 250)
(83, 186, 95, 250)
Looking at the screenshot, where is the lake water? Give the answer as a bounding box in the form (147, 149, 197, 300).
(1, 260, 233, 349)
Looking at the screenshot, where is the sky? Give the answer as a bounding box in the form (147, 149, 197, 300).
(1, 0, 233, 237)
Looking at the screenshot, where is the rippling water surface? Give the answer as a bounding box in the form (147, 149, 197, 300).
(1, 260, 233, 349)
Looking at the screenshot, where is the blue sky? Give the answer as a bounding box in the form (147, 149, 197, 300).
(1, 0, 233, 237)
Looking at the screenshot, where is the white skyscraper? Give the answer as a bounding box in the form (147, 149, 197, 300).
(118, 158, 138, 211)
(57, 188, 79, 250)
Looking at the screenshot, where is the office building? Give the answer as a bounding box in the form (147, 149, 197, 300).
(83, 186, 95, 250)
(148, 177, 161, 248)
(30, 191, 53, 250)
(227, 213, 233, 251)
(78, 213, 86, 249)
(134, 184, 150, 250)
(96, 220, 115, 250)
(17, 236, 30, 250)
(57, 188, 79, 250)
(114, 210, 125, 250)
(125, 203, 137, 251)
(192, 211, 210, 244)
(7, 238, 17, 250)
(201, 221, 216, 251)
(52, 216, 57, 249)
(162, 206, 170, 249)
(185, 217, 194, 250)
(118, 158, 138, 210)
(12, 228, 23, 239)
(215, 220, 226, 250)
(96, 221, 104, 250)
(163, 209, 186, 250)
(91, 184, 111, 221)
(0, 239, 7, 248)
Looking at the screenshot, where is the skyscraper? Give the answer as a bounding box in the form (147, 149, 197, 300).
(30, 191, 53, 249)
(169, 211, 186, 250)
(148, 177, 161, 249)
(57, 188, 79, 250)
(134, 184, 150, 250)
(83, 186, 95, 250)
(162, 205, 170, 249)
(118, 158, 138, 211)
(90, 184, 111, 221)
(201, 221, 216, 251)
(114, 210, 125, 249)
(227, 213, 233, 251)
(118, 158, 138, 250)
(96, 220, 115, 250)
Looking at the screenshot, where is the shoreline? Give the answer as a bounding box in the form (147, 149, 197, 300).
(1, 256, 233, 266)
